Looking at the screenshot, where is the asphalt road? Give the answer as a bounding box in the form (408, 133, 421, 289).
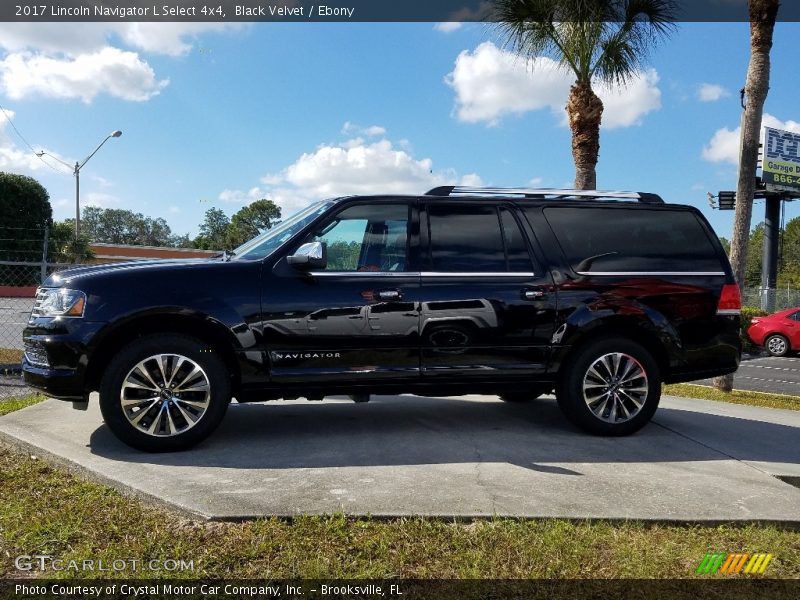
(697, 354, 800, 396)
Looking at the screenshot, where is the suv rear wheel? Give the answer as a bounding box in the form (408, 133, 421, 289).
(556, 337, 661, 436)
(99, 334, 231, 452)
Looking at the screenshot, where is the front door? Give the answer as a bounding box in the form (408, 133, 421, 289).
(262, 201, 420, 384)
(418, 202, 556, 379)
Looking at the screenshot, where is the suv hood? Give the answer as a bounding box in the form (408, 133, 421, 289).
(42, 258, 216, 287)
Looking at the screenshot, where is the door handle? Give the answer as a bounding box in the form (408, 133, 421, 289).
(377, 289, 403, 301)
(522, 289, 546, 300)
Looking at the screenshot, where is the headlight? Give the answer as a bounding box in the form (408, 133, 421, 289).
(32, 288, 87, 318)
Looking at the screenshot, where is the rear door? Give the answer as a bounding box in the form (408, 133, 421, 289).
(262, 200, 421, 384)
(418, 201, 556, 379)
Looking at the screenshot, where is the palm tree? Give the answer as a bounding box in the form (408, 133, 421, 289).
(714, 0, 780, 393)
(493, 0, 675, 189)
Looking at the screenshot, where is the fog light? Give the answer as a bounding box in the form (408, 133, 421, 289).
(24, 340, 49, 368)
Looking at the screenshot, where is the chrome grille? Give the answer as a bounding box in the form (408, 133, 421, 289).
(29, 288, 48, 319)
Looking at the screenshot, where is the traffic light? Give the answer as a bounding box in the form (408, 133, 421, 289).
(718, 191, 736, 210)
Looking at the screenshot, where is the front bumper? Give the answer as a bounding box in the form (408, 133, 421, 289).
(22, 359, 85, 401)
(22, 318, 102, 402)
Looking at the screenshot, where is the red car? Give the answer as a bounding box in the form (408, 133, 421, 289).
(748, 307, 800, 356)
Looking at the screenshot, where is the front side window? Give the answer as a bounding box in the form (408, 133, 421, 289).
(307, 203, 409, 272)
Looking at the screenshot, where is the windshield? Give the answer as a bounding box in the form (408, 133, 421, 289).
(232, 201, 334, 260)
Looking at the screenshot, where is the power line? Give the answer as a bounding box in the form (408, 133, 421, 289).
(0, 103, 72, 175)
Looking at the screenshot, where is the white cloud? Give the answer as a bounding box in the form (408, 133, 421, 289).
(168, 205, 181, 214)
(702, 113, 800, 164)
(0, 108, 69, 174)
(435, 22, 463, 33)
(459, 173, 484, 186)
(0, 23, 241, 106)
(698, 83, 730, 102)
(84, 192, 119, 208)
(701, 127, 740, 164)
(115, 23, 238, 57)
(0, 22, 239, 57)
(0, 47, 168, 102)
(218, 186, 267, 204)
(445, 42, 661, 129)
(594, 71, 661, 128)
(225, 136, 482, 216)
(341, 122, 387, 137)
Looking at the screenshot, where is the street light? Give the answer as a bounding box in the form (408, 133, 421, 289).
(37, 130, 122, 238)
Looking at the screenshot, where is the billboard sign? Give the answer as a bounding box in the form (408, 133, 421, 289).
(762, 127, 800, 194)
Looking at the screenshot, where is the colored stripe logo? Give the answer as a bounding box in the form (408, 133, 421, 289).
(696, 553, 772, 574)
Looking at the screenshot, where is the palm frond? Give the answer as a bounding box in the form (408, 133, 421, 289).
(591, 0, 677, 84)
(492, 0, 677, 84)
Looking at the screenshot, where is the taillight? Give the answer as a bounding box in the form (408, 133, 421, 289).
(717, 283, 741, 315)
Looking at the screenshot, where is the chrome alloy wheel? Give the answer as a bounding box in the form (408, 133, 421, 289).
(120, 354, 211, 437)
(767, 336, 788, 356)
(582, 352, 648, 424)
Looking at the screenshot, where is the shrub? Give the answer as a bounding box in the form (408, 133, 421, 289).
(740, 306, 769, 353)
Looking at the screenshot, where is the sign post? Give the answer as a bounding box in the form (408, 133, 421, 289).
(758, 127, 800, 311)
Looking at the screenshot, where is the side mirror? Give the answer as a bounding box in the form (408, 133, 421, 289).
(287, 241, 327, 270)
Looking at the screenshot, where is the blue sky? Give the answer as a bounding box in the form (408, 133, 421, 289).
(0, 20, 798, 239)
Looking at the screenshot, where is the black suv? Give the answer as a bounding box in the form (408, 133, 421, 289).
(23, 187, 741, 452)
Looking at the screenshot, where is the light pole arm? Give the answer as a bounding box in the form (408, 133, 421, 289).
(79, 134, 113, 171)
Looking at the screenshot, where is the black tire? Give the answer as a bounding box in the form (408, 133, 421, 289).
(99, 334, 231, 452)
(556, 337, 661, 436)
(499, 386, 553, 402)
(764, 334, 790, 357)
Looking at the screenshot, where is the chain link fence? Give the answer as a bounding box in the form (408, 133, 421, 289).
(0, 225, 83, 399)
(741, 286, 800, 312)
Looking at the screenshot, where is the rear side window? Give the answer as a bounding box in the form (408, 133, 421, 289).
(427, 204, 533, 273)
(541, 207, 723, 273)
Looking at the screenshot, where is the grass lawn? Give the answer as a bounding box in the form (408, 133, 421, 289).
(0, 445, 798, 579)
(0, 348, 22, 364)
(0, 395, 798, 580)
(664, 384, 799, 411)
(0, 394, 44, 416)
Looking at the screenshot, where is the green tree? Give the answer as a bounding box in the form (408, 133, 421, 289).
(48, 221, 94, 264)
(493, 0, 675, 189)
(0, 172, 52, 262)
(777, 217, 800, 288)
(744, 223, 764, 288)
(226, 199, 282, 248)
(326, 240, 361, 271)
(194, 207, 230, 250)
(81, 207, 176, 246)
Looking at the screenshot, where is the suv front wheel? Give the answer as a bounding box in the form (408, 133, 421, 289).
(556, 337, 661, 436)
(99, 334, 231, 452)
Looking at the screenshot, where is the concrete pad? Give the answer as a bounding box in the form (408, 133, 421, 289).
(0, 394, 799, 523)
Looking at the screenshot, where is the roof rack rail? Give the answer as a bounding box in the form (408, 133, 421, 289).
(424, 186, 664, 204)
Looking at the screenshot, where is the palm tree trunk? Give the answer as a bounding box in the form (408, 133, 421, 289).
(567, 81, 603, 190)
(713, 0, 779, 393)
